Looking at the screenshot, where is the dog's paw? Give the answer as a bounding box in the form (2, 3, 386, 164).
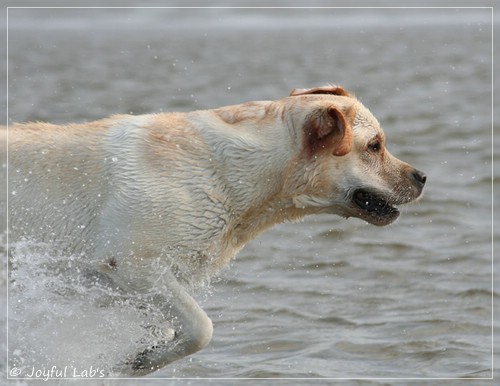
(129, 346, 159, 375)
(116, 327, 177, 376)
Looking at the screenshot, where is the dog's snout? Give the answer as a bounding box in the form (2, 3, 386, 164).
(412, 169, 427, 186)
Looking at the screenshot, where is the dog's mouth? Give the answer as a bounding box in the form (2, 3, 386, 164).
(350, 189, 400, 226)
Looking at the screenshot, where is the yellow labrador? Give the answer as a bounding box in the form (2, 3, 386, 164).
(6, 86, 426, 375)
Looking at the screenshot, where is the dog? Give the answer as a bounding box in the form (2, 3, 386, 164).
(6, 86, 426, 376)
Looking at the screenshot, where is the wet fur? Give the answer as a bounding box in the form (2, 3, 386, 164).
(6, 86, 425, 375)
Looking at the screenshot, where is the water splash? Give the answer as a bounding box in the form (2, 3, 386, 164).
(8, 239, 179, 378)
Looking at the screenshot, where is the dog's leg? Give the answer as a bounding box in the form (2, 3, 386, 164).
(106, 266, 213, 376)
(129, 289, 213, 376)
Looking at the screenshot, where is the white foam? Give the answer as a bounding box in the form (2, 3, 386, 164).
(7, 239, 177, 378)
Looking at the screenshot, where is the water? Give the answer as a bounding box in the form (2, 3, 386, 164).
(2, 5, 498, 383)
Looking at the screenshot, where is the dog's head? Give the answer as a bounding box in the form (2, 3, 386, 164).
(286, 86, 426, 226)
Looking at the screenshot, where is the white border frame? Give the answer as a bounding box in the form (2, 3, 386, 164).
(4, 5, 495, 381)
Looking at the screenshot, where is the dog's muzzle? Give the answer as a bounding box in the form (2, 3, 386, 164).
(350, 168, 426, 226)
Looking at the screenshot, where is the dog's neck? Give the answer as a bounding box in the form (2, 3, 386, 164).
(196, 104, 319, 252)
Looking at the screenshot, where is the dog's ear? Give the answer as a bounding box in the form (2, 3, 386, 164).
(304, 106, 353, 157)
(290, 86, 353, 98)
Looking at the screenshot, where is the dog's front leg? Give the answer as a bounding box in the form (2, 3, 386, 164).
(128, 292, 213, 376)
(107, 266, 213, 376)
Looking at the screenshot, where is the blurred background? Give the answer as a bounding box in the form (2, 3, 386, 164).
(1, 1, 498, 384)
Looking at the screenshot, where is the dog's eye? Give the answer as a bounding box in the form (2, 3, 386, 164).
(368, 141, 381, 153)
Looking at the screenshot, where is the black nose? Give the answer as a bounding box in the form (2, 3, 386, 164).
(412, 169, 427, 186)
